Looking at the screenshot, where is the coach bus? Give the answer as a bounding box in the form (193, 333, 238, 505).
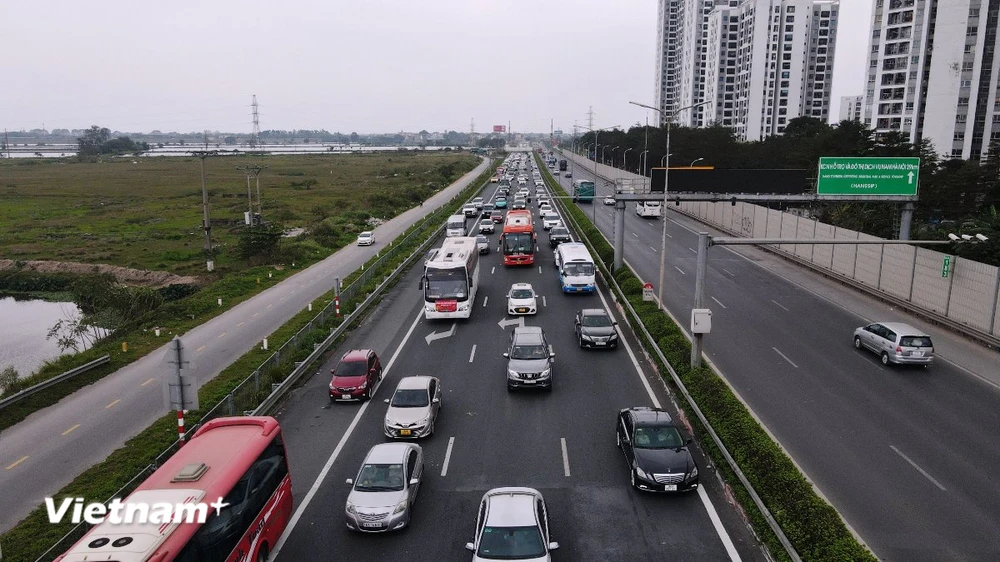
(57, 416, 292, 562)
(501, 209, 535, 266)
(420, 236, 480, 319)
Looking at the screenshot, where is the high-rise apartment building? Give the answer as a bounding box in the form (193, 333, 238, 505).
(839, 95, 864, 121)
(654, 0, 681, 125)
(863, 0, 1000, 160)
(660, 0, 839, 141)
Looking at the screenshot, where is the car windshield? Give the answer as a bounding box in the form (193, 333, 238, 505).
(900, 336, 932, 347)
(633, 426, 684, 449)
(503, 233, 535, 254)
(582, 313, 612, 327)
(510, 288, 534, 299)
(511, 344, 548, 360)
(335, 360, 367, 377)
(551, 228, 568, 237)
(547, 215, 560, 222)
(354, 463, 405, 492)
(477, 236, 488, 244)
(477, 526, 546, 559)
(564, 262, 595, 276)
(425, 267, 469, 301)
(390, 388, 429, 408)
(359, 232, 372, 238)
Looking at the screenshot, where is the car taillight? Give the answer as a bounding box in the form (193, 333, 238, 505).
(896, 346, 902, 353)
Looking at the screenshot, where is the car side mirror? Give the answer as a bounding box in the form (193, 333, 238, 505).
(465, 543, 476, 552)
(432, 397, 440, 404)
(549, 352, 556, 359)
(613, 321, 618, 326)
(409, 477, 420, 486)
(502, 352, 509, 358)
(418, 278, 424, 290)
(383, 398, 390, 404)
(345, 478, 354, 485)
(549, 541, 560, 550)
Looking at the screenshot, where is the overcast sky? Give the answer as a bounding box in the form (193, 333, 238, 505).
(1, 0, 872, 135)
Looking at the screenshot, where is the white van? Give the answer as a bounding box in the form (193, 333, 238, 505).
(554, 242, 596, 293)
(636, 201, 662, 218)
(446, 215, 467, 237)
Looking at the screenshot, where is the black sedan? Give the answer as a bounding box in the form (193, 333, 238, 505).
(574, 308, 618, 348)
(616, 407, 699, 492)
(548, 226, 571, 248)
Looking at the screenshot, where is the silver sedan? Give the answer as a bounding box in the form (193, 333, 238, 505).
(383, 376, 441, 439)
(345, 443, 423, 532)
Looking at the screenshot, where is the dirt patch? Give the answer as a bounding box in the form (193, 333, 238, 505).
(0, 260, 200, 288)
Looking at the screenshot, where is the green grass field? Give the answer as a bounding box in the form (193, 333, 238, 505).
(0, 151, 478, 275)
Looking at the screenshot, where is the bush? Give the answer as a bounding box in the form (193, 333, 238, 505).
(157, 284, 199, 301)
(620, 277, 643, 296)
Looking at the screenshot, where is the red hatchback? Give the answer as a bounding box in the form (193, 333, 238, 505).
(329, 349, 383, 402)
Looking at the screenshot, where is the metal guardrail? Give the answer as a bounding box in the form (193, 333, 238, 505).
(0, 355, 111, 411)
(539, 153, 801, 561)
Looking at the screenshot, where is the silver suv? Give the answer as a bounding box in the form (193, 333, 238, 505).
(504, 326, 554, 392)
(853, 322, 934, 366)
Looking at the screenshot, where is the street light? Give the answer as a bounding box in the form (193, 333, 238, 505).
(690, 157, 704, 167)
(601, 145, 611, 165)
(622, 147, 633, 169)
(660, 153, 674, 166)
(578, 124, 620, 222)
(630, 99, 711, 308)
(639, 149, 649, 175)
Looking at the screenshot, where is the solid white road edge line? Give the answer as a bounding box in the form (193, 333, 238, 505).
(441, 437, 456, 477)
(770, 299, 789, 311)
(595, 281, 741, 561)
(270, 306, 424, 558)
(560, 438, 571, 477)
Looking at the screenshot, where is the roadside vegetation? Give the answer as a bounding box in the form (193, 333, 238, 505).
(0, 151, 476, 426)
(538, 155, 875, 561)
(0, 156, 500, 562)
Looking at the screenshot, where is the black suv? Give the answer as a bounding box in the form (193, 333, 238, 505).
(574, 308, 618, 348)
(617, 407, 698, 492)
(548, 226, 571, 248)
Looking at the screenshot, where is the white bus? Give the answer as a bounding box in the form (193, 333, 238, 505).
(636, 201, 662, 218)
(446, 214, 467, 237)
(554, 242, 596, 293)
(420, 237, 480, 319)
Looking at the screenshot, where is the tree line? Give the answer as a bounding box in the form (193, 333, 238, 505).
(568, 117, 999, 266)
(77, 125, 149, 157)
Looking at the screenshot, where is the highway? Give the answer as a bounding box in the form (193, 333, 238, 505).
(0, 158, 490, 533)
(270, 161, 763, 561)
(557, 154, 1000, 561)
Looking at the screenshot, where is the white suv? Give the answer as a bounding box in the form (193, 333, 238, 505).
(465, 487, 559, 561)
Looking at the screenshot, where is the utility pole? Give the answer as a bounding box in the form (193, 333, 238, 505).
(3, 129, 10, 158)
(236, 165, 267, 225)
(191, 147, 218, 271)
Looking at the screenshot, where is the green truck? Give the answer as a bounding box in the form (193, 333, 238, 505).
(572, 180, 595, 203)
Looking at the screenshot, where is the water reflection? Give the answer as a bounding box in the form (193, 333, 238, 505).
(0, 296, 88, 379)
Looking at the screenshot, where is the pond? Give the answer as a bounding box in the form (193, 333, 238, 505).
(0, 296, 87, 379)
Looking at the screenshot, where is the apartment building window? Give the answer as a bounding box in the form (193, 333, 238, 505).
(967, 26, 978, 36)
(784, 53, 792, 60)
(821, 10, 830, 17)
(877, 118, 890, 128)
(778, 108, 787, 115)
(786, 25, 794, 32)
(781, 71, 790, 78)
(778, 117, 787, 124)
(954, 133, 965, 141)
(961, 80, 973, 88)
(962, 61, 975, 71)
(785, 34, 794, 41)
(783, 62, 791, 69)
(787, 5, 795, 12)
(819, 38, 828, 45)
(958, 97, 970, 106)
(970, 7, 980, 16)
(786, 15, 794, 22)
(957, 114, 968, 122)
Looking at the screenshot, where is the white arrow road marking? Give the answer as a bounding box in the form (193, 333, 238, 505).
(425, 322, 457, 345)
(497, 316, 526, 330)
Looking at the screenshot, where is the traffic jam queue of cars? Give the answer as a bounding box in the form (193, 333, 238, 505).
(330, 152, 702, 555)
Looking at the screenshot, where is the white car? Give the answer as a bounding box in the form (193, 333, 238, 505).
(604, 196, 616, 205)
(542, 215, 561, 230)
(383, 376, 441, 439)
(479, 219, 495, 234)
(465, 487, 559, 561)
(357, 231, 375, 246)
(534, 180, 545, 188)
(507, 283, 538, 315)
(539, 206, 555, 218)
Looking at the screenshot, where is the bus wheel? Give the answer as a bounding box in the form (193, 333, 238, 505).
(257, 544, 269, 562)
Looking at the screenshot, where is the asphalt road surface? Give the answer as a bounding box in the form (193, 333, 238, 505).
(269, 165, 765, 561)
(0, 158, 490, 533)
(557, 153, 1000, 562)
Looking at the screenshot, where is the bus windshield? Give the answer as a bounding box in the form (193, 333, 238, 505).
(425, 267, 469, 301)
(503, 233, 535, 255)
(563, 262, 595, 276)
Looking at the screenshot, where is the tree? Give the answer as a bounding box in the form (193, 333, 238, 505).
(236, 222, 284, 260)
(0, 365, 18, 397)
(77, 125, 111, 156)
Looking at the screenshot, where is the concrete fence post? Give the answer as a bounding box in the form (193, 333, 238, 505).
(852, 230, 860, 280)
(830, 225, 837, 270)
(876, 244, 885, 290)
(989, 270, 1000, 336)
(908, 245, 919, 302)
(944, 257, 957, 317)
(811, 218, 818, 263)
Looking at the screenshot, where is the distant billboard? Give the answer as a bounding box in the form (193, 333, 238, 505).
(649, 167, 809, 194)
(493, 125, 506, 133)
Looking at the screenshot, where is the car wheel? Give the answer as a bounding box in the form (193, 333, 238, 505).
(256, 544, 269, 562)
(881, 352, 890, 366)
(630, 471, 638, 490)
(507, 383, 514, 393)
(329, 395, 335, 404)
(578, 335, 584, 348)
(854, 336, 862, 350)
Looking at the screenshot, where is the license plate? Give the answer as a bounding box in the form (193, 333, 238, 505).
(595, 341, 605, 346)
(523, 379, 536, 384)
(517, 308, 527, 313)
(360, 522, 384, 528)
(399, 429, 412, 436)
(575, 288, 582, 292)
(341, 394, 351, 400)
(912, 351, 923, 357)
(663, 484, 677, 491)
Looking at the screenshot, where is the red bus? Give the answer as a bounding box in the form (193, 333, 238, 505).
(501, 209, 535, 266)
(57, 417, 292, 562)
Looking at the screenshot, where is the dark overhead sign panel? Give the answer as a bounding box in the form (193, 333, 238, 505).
(649, 168, 810, 194)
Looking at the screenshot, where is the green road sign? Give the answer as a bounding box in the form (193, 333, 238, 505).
(942, 255, 952, 278)
(817, 157, 920, 196)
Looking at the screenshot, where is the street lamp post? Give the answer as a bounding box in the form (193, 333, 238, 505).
(630, 99, 711, 308)
(690, 157, 704, 167)
(639, 149, 649, 176)
(660, 153, 673, 167)
(601, 145, 611, 166)
(577, 124, 619, 222)
(621, 147, 633, 187)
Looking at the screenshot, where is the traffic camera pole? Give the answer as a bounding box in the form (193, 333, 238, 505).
(691, 233, 710, 368)
(613, 200, 626, 271)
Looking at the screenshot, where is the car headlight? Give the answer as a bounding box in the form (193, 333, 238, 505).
(634, 465, 650, 480)
(346, 502, 356, 514)
(688, 465, 698, 478)
(609, 332, 618, 339)
(540, 368, 551, 378)
(359, 380, 368, 389)
(384, 417, 397, 427)
(329, 383, 335, 390)
(393, 500, 408, 515)
(581, 333, 593, 341)
(507, 369, 519, 378)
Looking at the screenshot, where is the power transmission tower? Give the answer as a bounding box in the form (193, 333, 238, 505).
(250, 95, 261, 150)
(587, 106, 595, 133)
(470, 118, 475, 147)
(236, 165, 268, 225)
